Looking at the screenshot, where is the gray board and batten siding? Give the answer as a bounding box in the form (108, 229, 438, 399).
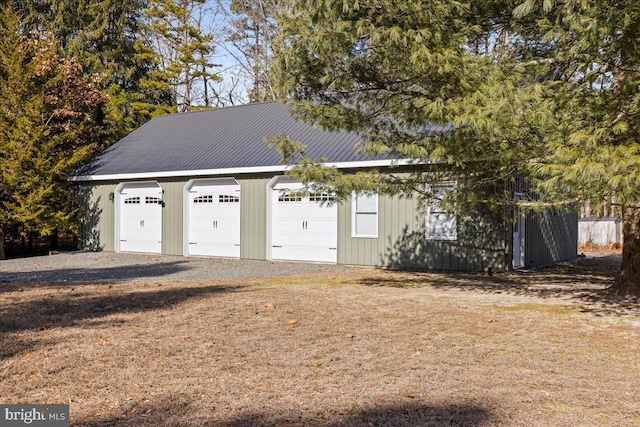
(77, 176, 511, 271)
(508, 174, 579, 269)
(79, 176, 271, 260)
(73, 101, 577, 272)
(522, 208, 578, 269)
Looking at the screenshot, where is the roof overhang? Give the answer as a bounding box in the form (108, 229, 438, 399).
(68, 159, 417, 182)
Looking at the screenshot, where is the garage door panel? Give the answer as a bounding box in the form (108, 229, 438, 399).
(122, 238, 161, 254)
(272, 245, 336, 263)
(271, 181, 337, 263)
(272, 221, 336, 247)
(118, 183, 163, 254)
(190, 241, 240, 255)
(187, 181, 241, 258)
(189, 223, 239, 243)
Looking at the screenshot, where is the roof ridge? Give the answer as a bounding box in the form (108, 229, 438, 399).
(154, 100, 283, 119)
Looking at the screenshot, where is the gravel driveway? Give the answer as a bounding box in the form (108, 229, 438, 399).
(0, 251, 350, 283)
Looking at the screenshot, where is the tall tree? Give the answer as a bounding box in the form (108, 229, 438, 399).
(272, 0, 640, 295)
(271, 0, 534, 205)
(0, 4, 107, 258)
(223, 0, 283, 102)
(10, 0, 169, 140)
(140, 0, 220, 112)
(74, 0, 167, 141)
(509, 0, 640, 295)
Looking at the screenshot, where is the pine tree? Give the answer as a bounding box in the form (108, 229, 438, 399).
(140, 0, 219, 112)
(11, 0, 171, 140)
(225, 0, 283, 102)
(0, 5, 107, 258)
(272, 0, 640, 295)
(509, 0, 640, 295)
(271, 0, 535, 201)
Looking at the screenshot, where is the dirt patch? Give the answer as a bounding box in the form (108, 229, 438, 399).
(1, 253, 639, 426)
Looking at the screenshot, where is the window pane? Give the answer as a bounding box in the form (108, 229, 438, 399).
(278, 191, 303, 202)
(309, 192, 335, 203)
(427, 213, 457, 240)
(356, 194, 378, 212)
(355, 212, 377, 236)
(356, 193, 377, 212)
(352, 192, 378, 237)
(426, 183, 457, 240)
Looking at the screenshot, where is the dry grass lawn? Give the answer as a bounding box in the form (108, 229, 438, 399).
(1, 254, 639, 426)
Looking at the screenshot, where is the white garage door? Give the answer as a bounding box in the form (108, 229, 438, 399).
(118, 182, 163, 254)
(187, 179, 241, 258)
(271, 180, 337, 263)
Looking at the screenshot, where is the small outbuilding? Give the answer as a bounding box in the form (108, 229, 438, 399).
(71, 101, 577, 271)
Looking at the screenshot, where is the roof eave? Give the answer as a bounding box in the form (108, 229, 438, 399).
(67, 159, 419, 182)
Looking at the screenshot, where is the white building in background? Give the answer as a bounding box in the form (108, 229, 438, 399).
(578, 217, 622, 248)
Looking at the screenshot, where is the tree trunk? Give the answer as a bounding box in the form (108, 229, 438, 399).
(609, 208, 640, 296)
(0, 230, 5, 260)
(50, 228, 59, 251)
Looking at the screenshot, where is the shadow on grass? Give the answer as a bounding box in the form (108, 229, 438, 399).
(0, 281, 242, 359)
(76, 398, 493, 427)
(0, 260, 194, 288)
(357, 254, 640, 317)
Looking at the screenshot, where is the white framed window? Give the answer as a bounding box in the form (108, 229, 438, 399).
(425, 182, 457, 240)
(352, 192, 378, 238)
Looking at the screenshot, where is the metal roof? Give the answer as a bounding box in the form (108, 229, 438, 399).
(72, 101, 450, 181)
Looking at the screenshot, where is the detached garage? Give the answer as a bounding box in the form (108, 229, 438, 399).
(71, 101, 578, 271)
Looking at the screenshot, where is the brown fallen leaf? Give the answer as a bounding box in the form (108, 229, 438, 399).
(265, 303, 276, 310)
(345, 333, 355, 338)
(487, 318, 497, 323)
(287, 319, 297, 326)
(96, 339, 109, 346)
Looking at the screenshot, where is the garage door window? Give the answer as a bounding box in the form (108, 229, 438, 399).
(219, 194, 240, 203)
(278, 191, 303, 202)
(309, 192, 335, 203)
(124, 197, 140, 204)
(193, 195, 214, 203)
(352, 192, 378, 238)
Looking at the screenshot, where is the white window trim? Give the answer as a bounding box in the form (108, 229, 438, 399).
(352, 192, 379, 238)
(425, 182, 457, 241)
